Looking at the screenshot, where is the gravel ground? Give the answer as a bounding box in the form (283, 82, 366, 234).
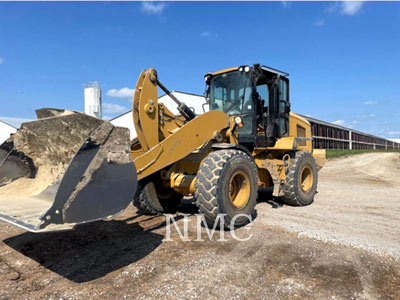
(259, 152, 400, 258)
(0, 152, 399, 300)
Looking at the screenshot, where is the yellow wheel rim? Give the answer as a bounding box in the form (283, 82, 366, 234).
(229, 170, 250, 209)
(300, 165, 313, 193)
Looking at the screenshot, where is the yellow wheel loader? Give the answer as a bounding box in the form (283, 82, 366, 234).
(0, 64, 325, 232)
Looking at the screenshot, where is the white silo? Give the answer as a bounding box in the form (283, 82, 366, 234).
(84, 82, 102, 119)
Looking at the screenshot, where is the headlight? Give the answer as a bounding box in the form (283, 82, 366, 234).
(239, 67, 243, 72)
(235, 116, 243, 127)
(244, 66, 250, 73)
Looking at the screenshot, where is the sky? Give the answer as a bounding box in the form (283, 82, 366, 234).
(0, 1, 399, 141)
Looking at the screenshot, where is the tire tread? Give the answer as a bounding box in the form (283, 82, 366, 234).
(281, 151, 317, 206)
(195, 149, 258, 227)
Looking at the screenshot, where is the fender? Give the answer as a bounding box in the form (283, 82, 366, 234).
(212, 143, 253, 159)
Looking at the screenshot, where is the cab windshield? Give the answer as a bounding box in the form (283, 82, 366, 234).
(208, 71, 252, 116)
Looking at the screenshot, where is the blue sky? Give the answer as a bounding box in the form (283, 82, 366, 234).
(0, 1, 399, 140)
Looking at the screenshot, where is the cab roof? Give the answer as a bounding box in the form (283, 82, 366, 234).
(210, 67, 238, 76)
(210, 65, 289, 77)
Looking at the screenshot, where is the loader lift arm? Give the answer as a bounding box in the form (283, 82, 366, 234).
(132, 68, 197, 152)
(131, 68, 231, 181)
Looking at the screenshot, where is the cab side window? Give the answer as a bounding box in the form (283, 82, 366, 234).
(279, 78, 289, 136)
(256, 84, 268, 109)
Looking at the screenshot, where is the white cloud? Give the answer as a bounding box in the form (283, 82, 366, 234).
(361, 113, 376, 118)
(281, 1, 292, 8)
(363, 100, 378, 105)
(106, 87, 134, 99)
(331, 119, 359, 128)
(387, 131, 400, 135)
(200, 31, 218, 40)
(102, 102, 127, 114)
(325, 2, 339, 13)
(389, 138, 400, 143)
(341, 1, 364, 16)
(332, 120, 345, 125)
(312, 19, 325, 27)
(326, 1, 365, 16)
(141, 1, 166, 15)
(0, 57, 4, 64)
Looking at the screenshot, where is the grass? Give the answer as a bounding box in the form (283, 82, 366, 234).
(326, 149, 400, 159)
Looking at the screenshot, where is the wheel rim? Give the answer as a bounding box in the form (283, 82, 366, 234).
(228, 170, 250, 209)
(300, 165, 313, 193)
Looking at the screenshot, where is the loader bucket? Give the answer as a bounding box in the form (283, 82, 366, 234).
(0, 109, 137, 232)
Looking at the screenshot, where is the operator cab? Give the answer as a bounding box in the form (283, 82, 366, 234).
(205, 64, 290, 148)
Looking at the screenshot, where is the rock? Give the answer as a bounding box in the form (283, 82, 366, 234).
(7, 271, 20, 281)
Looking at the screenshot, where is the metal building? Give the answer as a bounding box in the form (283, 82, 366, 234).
(301, 115, 400, 150)
(84, 82, 102, 119)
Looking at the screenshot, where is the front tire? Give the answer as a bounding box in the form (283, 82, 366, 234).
(195, 149, 258, 228)
(281, 151, 318, 206)
(133, 174, 182, 215)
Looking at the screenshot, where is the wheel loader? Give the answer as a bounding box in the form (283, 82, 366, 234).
(0, 64, 325, 232)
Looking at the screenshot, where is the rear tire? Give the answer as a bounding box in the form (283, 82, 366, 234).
(280, 151, 318, 206)
(133, 174, 182, 215)
(195, 149, 258, 228)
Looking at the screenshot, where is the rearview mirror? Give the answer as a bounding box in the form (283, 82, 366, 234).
(280, 100, 291, 114)
(285, 102, 291, 114)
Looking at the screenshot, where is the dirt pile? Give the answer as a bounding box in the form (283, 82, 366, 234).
(0, 149, 30, 187)
(0, 109, 104, 199)
(325, 152, 400, 185)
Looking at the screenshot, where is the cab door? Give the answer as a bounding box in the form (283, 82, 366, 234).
(264, 75, 290, 146)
